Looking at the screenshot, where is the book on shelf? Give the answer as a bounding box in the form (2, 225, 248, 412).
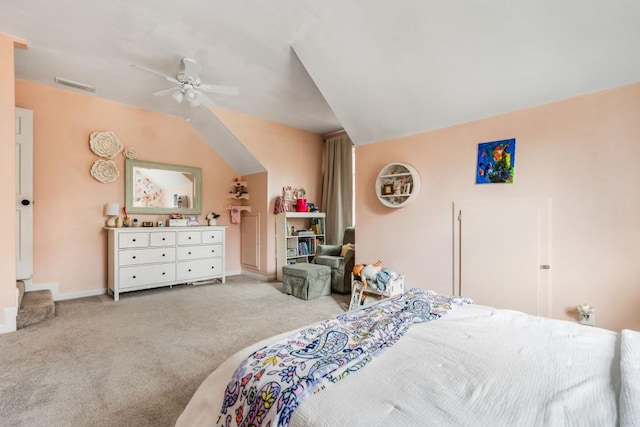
(298, 241, 311, 255)
(310, 218, 324, 235)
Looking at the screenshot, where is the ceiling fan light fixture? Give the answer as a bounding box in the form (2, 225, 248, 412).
(185, 87, 196, 99)
(186, 94, 201, 107)
(132, 58, 238, 110)
(171, 90, 185, 104)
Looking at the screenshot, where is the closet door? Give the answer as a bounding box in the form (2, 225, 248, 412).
(15, 107, 33, 281)
(453, 199, 550, 317)
(241, 213, 260, 270)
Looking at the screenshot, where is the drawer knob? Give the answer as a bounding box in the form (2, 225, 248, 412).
(162, 253, 166, 257)
(188, 237, 192, 240)
(132, 275, 136, 279)
(211, 249, 215, 253)
(188, 269, 192, 272)
(132, 239, 136, 242)
(211, 266, 215, 269)
(188, 251, 192, 255)
(162, 238, 165, 241)
(162, 272, 166, 275)
(132, 256, 136, 259)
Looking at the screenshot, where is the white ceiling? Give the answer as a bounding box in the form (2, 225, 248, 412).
(2, 1, 640, 173)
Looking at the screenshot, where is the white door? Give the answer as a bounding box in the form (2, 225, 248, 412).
(453, 199, 550, 317)
(241, 213, 260, 269)
(15, 107, 33, 281)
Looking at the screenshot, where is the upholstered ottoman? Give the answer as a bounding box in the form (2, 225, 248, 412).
(282, 263, 332, 300)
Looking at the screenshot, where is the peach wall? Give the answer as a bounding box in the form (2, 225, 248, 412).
(0, 35, 21, 318)
(16, 80, 240, 295)
(357, 82, 640, 332)
(215, 107, 324, 278)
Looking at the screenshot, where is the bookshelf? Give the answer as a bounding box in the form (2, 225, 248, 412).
(276, 212, 326, 281)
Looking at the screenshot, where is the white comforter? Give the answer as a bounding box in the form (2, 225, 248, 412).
(177, 303, 639, 427)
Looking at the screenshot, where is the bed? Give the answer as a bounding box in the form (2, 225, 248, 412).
(176, 289, 640, 427)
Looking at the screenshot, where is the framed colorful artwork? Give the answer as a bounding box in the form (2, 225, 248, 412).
(476, 138, 516, 184)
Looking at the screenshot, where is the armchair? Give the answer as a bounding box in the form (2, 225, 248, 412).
(314, 227, 355, 293)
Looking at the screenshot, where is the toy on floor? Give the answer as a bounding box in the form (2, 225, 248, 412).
(353, 261, 381, 289)
(351, 261, 404, 309)
(353, 260, 401, 291)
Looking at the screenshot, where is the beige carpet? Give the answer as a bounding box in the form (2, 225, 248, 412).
(0, 276, 350, 426)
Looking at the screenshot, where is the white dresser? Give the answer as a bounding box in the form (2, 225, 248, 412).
(106, 226, 226, 301)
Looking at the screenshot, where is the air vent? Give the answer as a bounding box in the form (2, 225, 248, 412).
(54, 77, 96, 93)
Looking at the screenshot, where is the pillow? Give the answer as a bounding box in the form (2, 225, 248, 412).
(340, 244, 354, 257)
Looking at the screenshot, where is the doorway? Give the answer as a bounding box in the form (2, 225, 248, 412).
(453, 199, 551, 317)
(15, 107, 33, 283)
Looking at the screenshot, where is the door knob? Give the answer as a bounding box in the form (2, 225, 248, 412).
(21, 199, 31, 206)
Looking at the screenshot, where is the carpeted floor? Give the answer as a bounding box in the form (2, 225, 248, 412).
(0, 276, 350, 427)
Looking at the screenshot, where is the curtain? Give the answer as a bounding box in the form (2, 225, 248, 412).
(321, 133, 353, 245)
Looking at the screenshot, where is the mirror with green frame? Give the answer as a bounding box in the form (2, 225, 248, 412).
(125, 159, 202, 215)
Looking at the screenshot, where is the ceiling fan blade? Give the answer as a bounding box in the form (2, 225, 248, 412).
(130, 64, 180, 84)
(152, 86, 180, 96)
(198, 84, 239, 96)
(182, 58, 202, 81)
(195, 91, 216, 108)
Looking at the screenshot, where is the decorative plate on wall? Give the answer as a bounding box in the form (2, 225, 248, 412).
(89, 131, 123, 159)
(123, 146, 138, 159)
(90, 159, 120, 183)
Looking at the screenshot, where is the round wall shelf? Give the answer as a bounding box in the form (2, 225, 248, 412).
(375, 163, 421, 208)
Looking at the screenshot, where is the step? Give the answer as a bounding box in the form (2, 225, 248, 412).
(17, 290, 55, 329)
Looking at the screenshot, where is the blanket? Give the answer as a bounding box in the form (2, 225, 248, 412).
(620, 329, 640, 426)
(216, 289, 472, 427)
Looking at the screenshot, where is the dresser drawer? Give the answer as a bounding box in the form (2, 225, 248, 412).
(119, 248, 176, 266)
(177, 231, 202, 245)
(176, 244, 221, 261)
(202, 230, 224, 244)
(176, 258, 222, 281)
(119, 264, 176, 289)
(150, 231, 176, 246)
(118, 232, 149, 248)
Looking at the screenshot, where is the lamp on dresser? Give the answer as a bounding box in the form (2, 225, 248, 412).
(104, 202, 120, 227)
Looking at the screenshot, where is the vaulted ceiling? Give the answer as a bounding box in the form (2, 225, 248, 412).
(3, 1, 640, 174)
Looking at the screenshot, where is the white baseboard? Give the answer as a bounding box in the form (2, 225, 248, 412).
(240, 269, 276, 281)
(25, 281, 60, 299)
(55, 288, 106, 301)
(24, 272, 278, 302)
(25, 281, 106, 301)
(0, 305, 17, 334)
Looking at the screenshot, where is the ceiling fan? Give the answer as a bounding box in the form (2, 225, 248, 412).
(131, 58, 239, 108)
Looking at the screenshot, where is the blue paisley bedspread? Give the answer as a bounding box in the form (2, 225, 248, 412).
(216, 288, 473, 427)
